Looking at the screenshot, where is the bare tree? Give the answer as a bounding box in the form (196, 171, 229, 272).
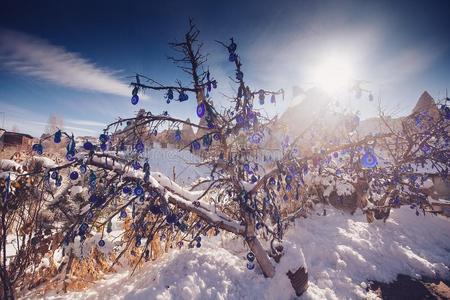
(1, 21, 448, 298)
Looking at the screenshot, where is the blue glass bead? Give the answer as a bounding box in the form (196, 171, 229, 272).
(285, 174, 292, 183)
(135, 140, 144, 153)
(250, 133, 261, 144)
(120, 210, 127, 218)
(106, 221, 112, 233)
(192, 141, 201, 151)
(166, 213, 177, 224)
(54, 130, 62, 143)
(132, 161, 141, 170)
(270, 94, 276, 104)
(70, 171, 79, 180)
(80, 223, 89, 232)
(196, 242, 201, 248)
(99, 133, 109, 143)
(134, 185, 144, 196)
(213, 133, 220, 141)
(51, 171, 58, 180)
(421, 144, 431, 154)
(83, 141, 93, 151)
(131, 95, 139, 105)
(236, 114, 244, 124)
(150, 204, 161, 215)
(197, 102, 206, 118)
(98, 239, 105, 247)
(361, 152, 378, 168)
(175, 129, 182, 142)
(247, 262, 255, 270)
(167, 89, 174, 100)
(179, 92, 189, 102)
(66, 151, 75, 161)
(236, 71, 243, 81)
(123, 186, 131, 194)
(247, 252, 255, 262)
(86, 210, 94, 219)
(33, 143, 43, 155)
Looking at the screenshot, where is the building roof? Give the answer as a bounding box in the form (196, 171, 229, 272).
(2, 131, 34, 139)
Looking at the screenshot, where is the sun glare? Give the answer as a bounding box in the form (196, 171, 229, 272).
(311, 56, 354, 94)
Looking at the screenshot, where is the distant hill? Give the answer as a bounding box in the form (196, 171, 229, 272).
(276, 89, 439, 143)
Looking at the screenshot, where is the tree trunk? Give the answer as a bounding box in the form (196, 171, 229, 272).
(1, 269, 15, 300)
(246, 236, 275, 278)
(243, 212, 275, 278)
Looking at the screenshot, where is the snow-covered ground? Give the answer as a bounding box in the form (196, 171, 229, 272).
(34, 207, 450, 300)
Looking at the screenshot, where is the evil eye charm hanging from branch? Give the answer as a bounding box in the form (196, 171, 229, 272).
(70, 171, 79, 181)
(143, 161, 150, 182)
(197, 102, 206, 118)
(54, 129, 62, 143)
(83, 140, 93, 151)
(131, 86, 139, 105)
(175, 129, 182, 143)
(166, 88, 174, 103)
(32, 143, 44, 155)
(270, 94, 276, 104)
(192, 140, 201, 151)
(135, 139, 145, 153)
(202, 134, 212, 147)
(134, 184, 144, 196)
(361, 152, 378, 168)
(88, 171, 97, 188)
(179, 91, 189, 102)
(66, 134, 76, 161)
(258, 90, 265, 105)
(123, 186, 131, 194)
(132, 160, 141, 170)
(227, 38, 237, 62)
(131, 94, 139, 105)
(249, 133, 262, 144)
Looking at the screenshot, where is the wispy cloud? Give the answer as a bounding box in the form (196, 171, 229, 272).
(0, 28, 140, 98)
(66, 119, 106, 127)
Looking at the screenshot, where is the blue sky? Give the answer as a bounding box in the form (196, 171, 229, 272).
(0, 0, 449, 137)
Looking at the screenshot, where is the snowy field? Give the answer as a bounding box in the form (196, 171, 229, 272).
(34, 207, 450, 300)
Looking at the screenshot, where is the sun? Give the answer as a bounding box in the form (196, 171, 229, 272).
(311, 55, 354, 94)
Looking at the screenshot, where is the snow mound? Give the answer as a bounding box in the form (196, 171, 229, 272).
(34, 207, 450, 300)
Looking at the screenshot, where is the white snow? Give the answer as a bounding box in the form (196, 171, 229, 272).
(0, 159, 23, 172)
(33, 206, 450, 300)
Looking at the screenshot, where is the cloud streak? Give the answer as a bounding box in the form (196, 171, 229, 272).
(0, 28, 136, 98)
